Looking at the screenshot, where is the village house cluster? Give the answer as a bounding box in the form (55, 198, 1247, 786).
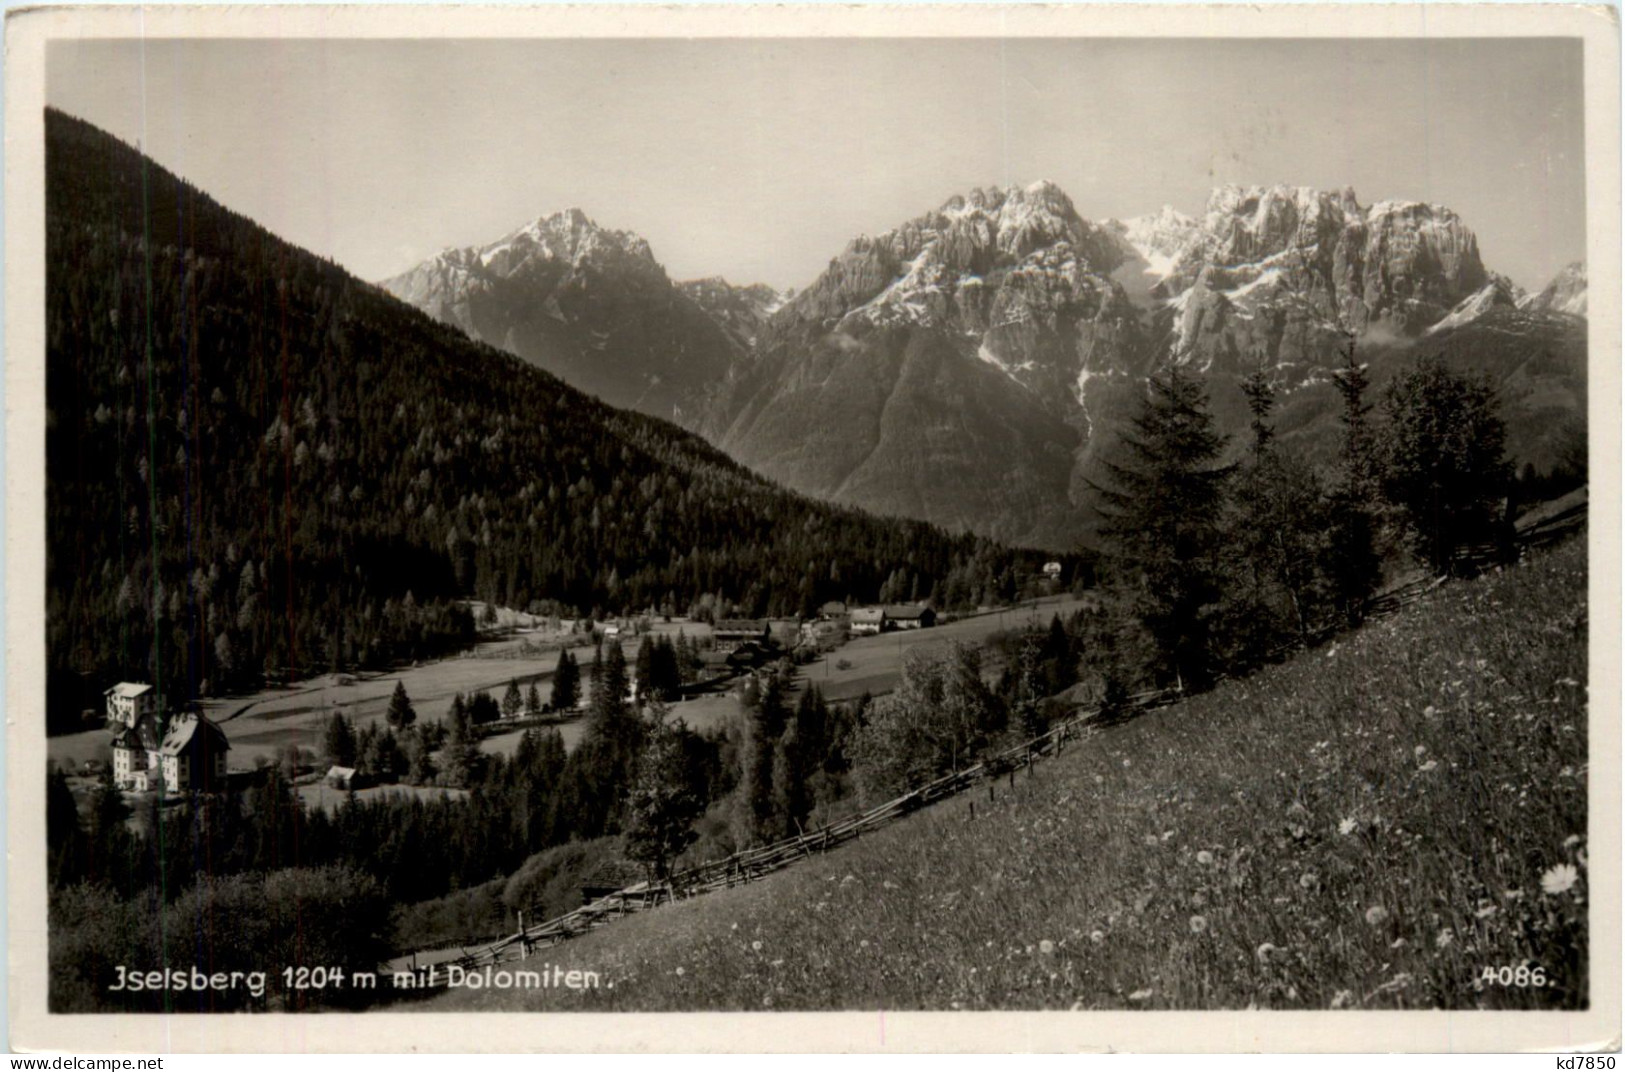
(104, 682, 230, 794)
(844, 603, 937, 636)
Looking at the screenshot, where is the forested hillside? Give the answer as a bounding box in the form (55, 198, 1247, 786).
(44, 110, 1049, 730)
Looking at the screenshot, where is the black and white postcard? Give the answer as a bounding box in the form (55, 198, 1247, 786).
(5, 3, 1619, 1053)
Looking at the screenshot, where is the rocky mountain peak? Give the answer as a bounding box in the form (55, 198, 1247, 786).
(1524, 261, 1588, 317)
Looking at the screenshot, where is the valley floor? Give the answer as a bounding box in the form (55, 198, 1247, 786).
(423, 540, 1589, 1012)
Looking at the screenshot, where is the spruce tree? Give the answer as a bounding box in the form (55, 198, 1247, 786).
(1093, 365, 1231, 691)
(386, 680, 416, 730)
(1222, 365, 1332, 660)
(1326, 338, 1384, 623)
(501, 679, 523, 720)
(444, 697, 482, 788)
(551, 650, 580, 711)
(323, 711, 357, 767)
(734, 675, 783, 846)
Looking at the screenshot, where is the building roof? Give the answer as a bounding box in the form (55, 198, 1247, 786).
(883, 604, 934, 620)
(158, 714, 230, 757)
(851, 607, 885, 623)
(105, 682, 153, 699)
(327, 765, 357, 780)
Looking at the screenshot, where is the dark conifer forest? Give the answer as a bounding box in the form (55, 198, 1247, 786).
(44, 109, 1056, 731)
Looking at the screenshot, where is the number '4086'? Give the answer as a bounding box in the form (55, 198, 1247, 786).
(1480, 964, 1549, 988)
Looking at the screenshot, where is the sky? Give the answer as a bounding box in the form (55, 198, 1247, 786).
(47, 37, 1587, 292)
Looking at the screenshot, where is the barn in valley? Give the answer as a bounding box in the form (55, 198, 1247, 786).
(884, 604, 937, 630)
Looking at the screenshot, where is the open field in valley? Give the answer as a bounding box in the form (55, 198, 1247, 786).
(295, 781, 470, 814)
(802, 595, 1092, 701)
(427, 541, 1588, 1011)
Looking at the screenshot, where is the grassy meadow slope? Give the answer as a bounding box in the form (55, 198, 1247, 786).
(428, 539, 1588, 1011)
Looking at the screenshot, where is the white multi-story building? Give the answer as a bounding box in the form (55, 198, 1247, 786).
(104, 682, 157, 728)
(111, 711, 229, 794)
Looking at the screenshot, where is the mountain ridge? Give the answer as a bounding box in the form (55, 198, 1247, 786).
(386, 181, 1587, 550)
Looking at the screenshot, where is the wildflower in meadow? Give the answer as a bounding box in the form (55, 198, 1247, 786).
(1196, 850, 1214, 865)
(1540, 863, 1580, 896)
(1144, 834, 1160, 847)
(1475, 904, 1498, 920)
(675, 966, 685, 977)
(1090, 930, 1105, 945)
(1435, 929, 1454, 949)
(1364, 905, 1389, 926)
(1128, 989, 1154, 1002)
(1255, 942, 1278, 964)
(1330, 989, 1353, 1009)
(1338, 818, 1358, 836)
(752, 940, 764, 952)
(1418, 760, 1438, 773)
(1039, 940, 1056, 955)
(1299, 872, 1318, 890)
(1188, 915, 1208, 935)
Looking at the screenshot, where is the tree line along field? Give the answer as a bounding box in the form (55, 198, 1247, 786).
(426, 537, 1588, 1012)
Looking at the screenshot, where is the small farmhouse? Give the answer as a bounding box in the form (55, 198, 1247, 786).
(112, 711, 229, 794)
(850, 607, 886, 635)
(105, 682, 158, 728)
(326, 765, 362, 790)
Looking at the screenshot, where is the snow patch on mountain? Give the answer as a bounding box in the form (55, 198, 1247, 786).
(1523, 262, 1587, 317)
